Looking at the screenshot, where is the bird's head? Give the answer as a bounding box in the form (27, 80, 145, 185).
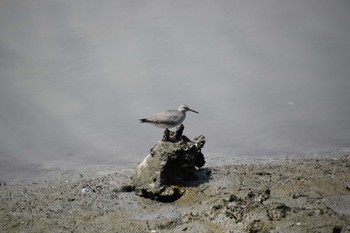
(178, 104, 199, 114)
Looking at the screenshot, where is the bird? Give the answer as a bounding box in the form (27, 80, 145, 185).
(139, 104, 199, 129)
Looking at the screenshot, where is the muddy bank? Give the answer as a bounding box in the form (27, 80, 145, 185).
(1, 154, 350, 233)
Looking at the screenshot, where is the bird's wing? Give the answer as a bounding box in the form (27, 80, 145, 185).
(146, 110, 182, 124)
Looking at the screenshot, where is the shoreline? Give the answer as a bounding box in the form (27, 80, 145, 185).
(1, 154, 350, 232)
(2, 151, 347, 184)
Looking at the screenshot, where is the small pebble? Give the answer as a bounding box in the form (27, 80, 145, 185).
(81, 187, 90, 194)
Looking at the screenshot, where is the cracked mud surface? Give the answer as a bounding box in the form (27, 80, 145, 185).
(1, 154, 350, 232)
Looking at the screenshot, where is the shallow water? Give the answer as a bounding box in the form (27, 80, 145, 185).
(1, 0, 350, 180)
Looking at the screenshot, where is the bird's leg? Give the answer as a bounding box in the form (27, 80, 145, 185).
(175, 124, 184, 140)
(163, 128, 170, 141)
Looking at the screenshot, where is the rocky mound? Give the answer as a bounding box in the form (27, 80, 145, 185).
(123, 124, 210, 202)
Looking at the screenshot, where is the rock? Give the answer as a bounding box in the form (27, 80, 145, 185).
(266, 202, 290, 221)
(125, 124, 208, 202)
(246, 219, 272, 233)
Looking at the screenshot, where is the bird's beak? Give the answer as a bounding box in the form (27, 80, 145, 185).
(188, 108, 199, 114)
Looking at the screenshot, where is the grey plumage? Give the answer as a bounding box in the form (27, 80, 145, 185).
(139, 104, 198, 129)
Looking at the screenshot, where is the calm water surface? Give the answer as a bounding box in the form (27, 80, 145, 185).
(1, 0, 350, 180)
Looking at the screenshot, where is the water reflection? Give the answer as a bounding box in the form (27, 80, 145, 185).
(1, 0, 350, 180)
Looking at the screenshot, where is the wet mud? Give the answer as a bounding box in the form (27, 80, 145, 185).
(1, 154, 350, 232)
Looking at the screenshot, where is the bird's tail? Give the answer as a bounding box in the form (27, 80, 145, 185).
(139, 119, 149, 123)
